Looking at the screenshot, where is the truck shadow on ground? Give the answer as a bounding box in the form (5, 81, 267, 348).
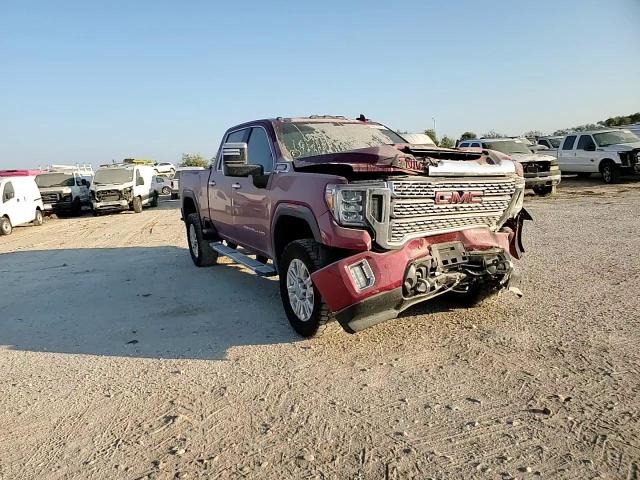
(0, 247, 298, 360)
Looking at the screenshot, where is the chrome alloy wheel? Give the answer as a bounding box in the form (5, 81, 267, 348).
(286, 259, 314, 322)
(189, 223, 199, 258)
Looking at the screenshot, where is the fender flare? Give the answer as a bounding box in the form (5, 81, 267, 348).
(180, 189, 200, 221)
(271, 203, 322, 254)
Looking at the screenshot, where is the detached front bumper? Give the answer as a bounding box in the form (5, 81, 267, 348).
(311, 216, 529, 333)
(44, 200, 75, 211)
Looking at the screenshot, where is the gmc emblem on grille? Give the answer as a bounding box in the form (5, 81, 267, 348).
(435, 190, 484, 204)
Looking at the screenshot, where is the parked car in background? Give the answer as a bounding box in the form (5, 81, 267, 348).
(154, 162, 176, 176)
(618, 124, 640, 137)
(152, 175, 172, 196)
(401, 133, 436, 147)
(170, 167, 205, 199)
(35, 164, 93, 215)
(458, 138, 561, 195)
(91, 164, 158, 215)
(181, 115, 530, 337)
(537, 136, 563, 155)
(0, 172, 44, 235)
(557, 129, 640, 183)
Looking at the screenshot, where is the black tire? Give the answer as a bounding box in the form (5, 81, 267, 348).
(576, 172, 591, 179)
(150, 193, 159, 207)
(162, 186, 171, 196)
(33, 209, 44, 226)
(600, 160, 620, 184)
(279, 239, 333, 338)
(170, 192, 179, 200)
(532, 185, 555, 196)
(0, 216, 12, 235)
(72, 198, 82, 216)
(133, 196, 143, 213)
(186, 213, 219, 267)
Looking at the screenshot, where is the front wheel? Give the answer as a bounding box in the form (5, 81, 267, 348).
(533, 185, 555, 196)
(150, 193, 159, 207)
(279, 239, 333, 338)
(0, 216, 12, 235)
(33, 209, 44, 226)
(161, 186, 171, 196)
(132, 196, 143, 213)
(186, 213, 218, 267)
(600, 161, 620, 184)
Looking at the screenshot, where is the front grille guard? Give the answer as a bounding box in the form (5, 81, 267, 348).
(366, 177, 525, 249)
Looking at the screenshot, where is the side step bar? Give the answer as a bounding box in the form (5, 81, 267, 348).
(210, 242, 277, 277)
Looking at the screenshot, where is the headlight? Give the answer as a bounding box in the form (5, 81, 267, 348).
(325, 185, 366, 226)
(62, 193, 72, 201)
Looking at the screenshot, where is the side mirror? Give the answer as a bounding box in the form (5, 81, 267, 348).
(222, 142, 261, 177)
(585, 144, 596, 152)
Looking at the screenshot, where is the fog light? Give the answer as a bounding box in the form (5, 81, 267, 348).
(349, 260, 375, 291)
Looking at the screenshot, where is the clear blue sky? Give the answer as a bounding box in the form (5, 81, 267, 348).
(1, 0, 639, 169)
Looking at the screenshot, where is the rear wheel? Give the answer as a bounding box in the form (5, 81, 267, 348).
(186, 213, 219, 267)
(133, 196, 143, 213)
(33, 209, 44, 226)
(600, 160, 620, 184)
(161, 186, 171, 196)
(279, 239, 333, 338)
(0, 216, 12, 235)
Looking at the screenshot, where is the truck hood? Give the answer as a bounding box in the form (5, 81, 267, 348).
(599, 141, 640, 152)
(293, 145, 516, 176)
(508, 152, 555, 163)
(39, 186, 72, 194)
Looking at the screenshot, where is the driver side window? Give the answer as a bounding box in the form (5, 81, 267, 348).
(3, 181, 14, 202)
(247, 127, 274, 174)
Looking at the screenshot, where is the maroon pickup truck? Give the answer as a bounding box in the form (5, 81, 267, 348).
(181, 116, 530, 337)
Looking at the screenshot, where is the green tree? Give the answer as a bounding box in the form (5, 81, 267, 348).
(424, 128, 438, 146)
(482, 130, 508, 139)
(180, 153, 209, 168)
(459, 131, 477, 141)
(439, 135, 455, 148)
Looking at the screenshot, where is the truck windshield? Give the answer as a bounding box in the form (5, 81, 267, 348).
(484, 140, 532, 155)
(35, 173, 75, 188)
(94, 168, 134, 185)
(276, 122, 407, 159)
(593, 130, 639, 147)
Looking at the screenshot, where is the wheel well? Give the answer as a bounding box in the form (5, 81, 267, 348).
(182, 196, 197, 219)
(274, 215, 315, 261)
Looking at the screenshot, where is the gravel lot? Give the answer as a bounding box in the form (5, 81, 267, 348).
(1, 178, 639, 480)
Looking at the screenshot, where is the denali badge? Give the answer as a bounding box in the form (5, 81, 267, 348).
(435, 190, 484, 204)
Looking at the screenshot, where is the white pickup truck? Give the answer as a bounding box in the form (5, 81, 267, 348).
(557, 129, 640, 183)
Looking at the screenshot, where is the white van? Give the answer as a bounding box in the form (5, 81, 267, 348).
(0, 175, 45, 235)
(91, 164, 158, 215)
(35, 164, 94, 215)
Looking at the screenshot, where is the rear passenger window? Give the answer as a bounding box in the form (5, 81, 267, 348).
(2, 181, 14, 202)
(562, 136, 576, 150)
(470, 143, 480, 148)
(247, 127, 274, 173)
(577, 135, 595, 150)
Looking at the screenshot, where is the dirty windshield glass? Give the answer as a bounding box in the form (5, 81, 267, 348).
(276, 122, 406, 159)
(94, 168, 134, 185)
(593, 130, 639, 147)
(484, 140, 532, 155)
(35, 173, 75, 188)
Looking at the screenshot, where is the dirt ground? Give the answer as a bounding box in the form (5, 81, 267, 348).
(1, 177, 639, 480)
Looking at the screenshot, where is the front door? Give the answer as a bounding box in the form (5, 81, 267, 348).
(231, 126, 274, 255)
(559, 135, 577, 171)
(574, 134, 598, 173)
(208, 128, 250, 241)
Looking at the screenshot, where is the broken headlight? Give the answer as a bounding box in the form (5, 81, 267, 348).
(325, 185, 366, 226)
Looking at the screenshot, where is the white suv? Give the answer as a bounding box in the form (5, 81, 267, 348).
(557, 129, 640, 183)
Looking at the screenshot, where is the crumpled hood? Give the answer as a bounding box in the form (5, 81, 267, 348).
(508, 153, 555, 163)
(293, 145, 516, 176)
(600, 141, 640, 152)
(39, 186, 72, 194)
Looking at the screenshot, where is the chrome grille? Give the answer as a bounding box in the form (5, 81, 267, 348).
(386, 177, 517, 245)
(41, 192, 60, 203)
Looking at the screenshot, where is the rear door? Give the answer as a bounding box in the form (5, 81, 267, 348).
(575, 134, 597, 172)
(231, 126, 274, 254)
(208, 128, 250, 240)
(559, 135, 577, 171)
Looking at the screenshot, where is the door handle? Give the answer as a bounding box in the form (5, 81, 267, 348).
(232, 183, 241, 189)
(208, 180, 216, 186)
